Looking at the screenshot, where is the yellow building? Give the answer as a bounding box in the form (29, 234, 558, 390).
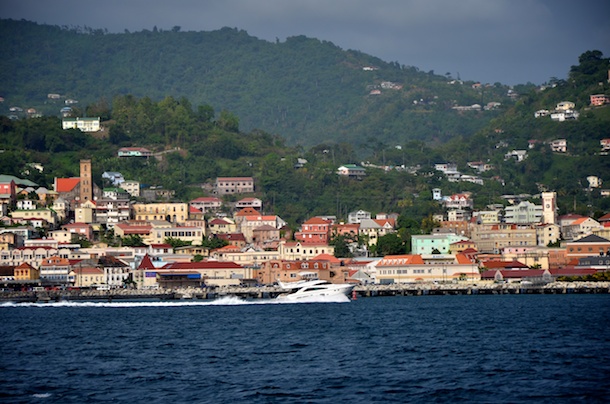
(70, 266, 105, 287)
(11, 208, 58, 228)
(14, 262, 40, 280)
(470, 223, 537, 254)
(278, 241, 335, 261)
(502, 247, 551, 269)
(133, 203, 189, 224)
(148, 225, 204, 245)
(75, 199, 96, 223)
(210, 245, 280, 266)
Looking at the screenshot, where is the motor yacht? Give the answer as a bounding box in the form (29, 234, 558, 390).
(276, 279, 355, 301)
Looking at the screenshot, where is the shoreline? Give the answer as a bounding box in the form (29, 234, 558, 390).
(2, 281, 609, 303)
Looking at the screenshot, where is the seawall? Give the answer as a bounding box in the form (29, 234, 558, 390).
(1, 281, 609, 303)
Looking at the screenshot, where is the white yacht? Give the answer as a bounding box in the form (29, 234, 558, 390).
(276, 279, 355, 301)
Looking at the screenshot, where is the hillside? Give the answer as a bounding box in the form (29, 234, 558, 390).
(0, 19, 514, 153)
(0, 20, 609, 228)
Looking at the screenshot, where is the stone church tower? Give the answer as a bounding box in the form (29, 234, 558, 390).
(79, 159, 92, 204)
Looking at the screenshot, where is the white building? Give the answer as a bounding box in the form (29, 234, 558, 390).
(120, 180, 141, 197)
(348, 210, 372, 224)
(504, 201, 543, 224)
(62, 117, 101, 132)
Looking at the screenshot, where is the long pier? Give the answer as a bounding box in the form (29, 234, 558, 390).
(1, 282, 609, 303)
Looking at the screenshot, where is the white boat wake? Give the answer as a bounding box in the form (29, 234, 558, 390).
(0, 294, 350, 308)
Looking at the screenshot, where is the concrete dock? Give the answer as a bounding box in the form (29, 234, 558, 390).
(1, 281, 608, 303)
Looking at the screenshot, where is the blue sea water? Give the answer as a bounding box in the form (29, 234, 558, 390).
(1, 294, 609, 403)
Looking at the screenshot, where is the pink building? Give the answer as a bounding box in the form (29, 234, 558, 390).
(295, 217, 332, 244)
(590, 94, 610, 106)
(62, 222, 94, 241)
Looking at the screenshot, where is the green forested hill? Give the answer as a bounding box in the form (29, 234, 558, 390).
(1, 20, 609, 232)
(1, 19, 511, 151)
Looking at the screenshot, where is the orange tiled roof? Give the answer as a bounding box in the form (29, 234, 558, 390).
(303, 217, 331, 225)
(379, 255, 425, 265)
(455, 253, 473, 264)
(55, 177, 80, 193)
(235, 207, 259, 217)
(570, 217, 589, 225)
(311, 253, 341, 263)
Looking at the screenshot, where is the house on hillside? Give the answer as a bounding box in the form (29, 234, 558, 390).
(550, 139, 567, 153)
(62, 117, 100, 132)
(295, 217, 332, 244)
(214, 177, 254, 195)
(590, 94, 610, 106)
(118, 147, 152, 157)
(337, 164, 366, 178)
(235, 197, 262, 210)
(348, 210, 371, 224)
(190, 197, 222, 213)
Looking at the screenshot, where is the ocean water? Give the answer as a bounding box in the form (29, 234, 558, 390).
(1, 294, 609, 403)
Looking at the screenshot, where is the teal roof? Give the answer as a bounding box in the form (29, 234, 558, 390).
(0, 174, 38, 187)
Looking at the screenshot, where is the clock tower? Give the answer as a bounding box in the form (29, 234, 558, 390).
(541, 191, 557, 225)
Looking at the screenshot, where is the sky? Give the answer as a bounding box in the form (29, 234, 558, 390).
(2, 0, 609, 85)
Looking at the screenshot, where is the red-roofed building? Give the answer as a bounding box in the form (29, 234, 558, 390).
(549, 267, 599, 278)
(40, 256, 71, 285)
(234, 207, 259, 218)
(189, 196, 222, 213)
(563, 217, 601, 240)
(217, 233, 247, 248)
(208, 218, 237, 235)
(258, 259, 334, 285)
(62, 222, 94, 241)
(480, 269, 552, 282)
(54, 178, 80, 193)
(240, 215, 286, 243)
(450, 239, 477, 253)
(252, 225, 280, 244)
(114, 221, 153, 238)
(481, 259, 529, 270)
(376, 253, 480, 283)
(444, 193, 474, 210)
(461, 247, 479, 263)
(0, 178, 16, 207)
(189, 206, 205, 220)
(14, 262, 39, 281)
(117, 147, 152, 157)
(235, 197, 262, 210)
(332, 223, 360, 240)
(295, 217, 332, 244)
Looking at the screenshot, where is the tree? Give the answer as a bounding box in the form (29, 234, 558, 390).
(421, 215, 441, 234)
(202, 235, 228, 250)
(330, 234, 353, 258)
(122, 234, 145, 247)
(217, 110, 239, 132)
(376, 233, 406, 257)
(164, 237, 192, 249)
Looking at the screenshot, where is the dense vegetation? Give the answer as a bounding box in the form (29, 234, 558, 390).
(1, 20, 609, 244)
(1, 19, 513, 152)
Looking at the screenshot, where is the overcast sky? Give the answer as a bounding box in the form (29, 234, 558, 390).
(2, 0, 609, 85)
